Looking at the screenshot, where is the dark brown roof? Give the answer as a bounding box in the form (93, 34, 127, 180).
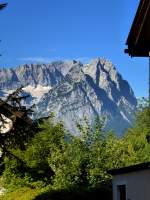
(125, 0, 150, 57)
(108, 162, 150, 175)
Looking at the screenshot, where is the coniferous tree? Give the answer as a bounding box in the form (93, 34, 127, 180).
(0, 2, 7, 56)
(0, 3, 7, 10)
(0, 87, 35, 155)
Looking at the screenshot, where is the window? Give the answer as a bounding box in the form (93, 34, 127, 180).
(117, 184, 126, 200)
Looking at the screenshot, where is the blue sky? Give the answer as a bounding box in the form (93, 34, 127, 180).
(0, 0, 148, 97)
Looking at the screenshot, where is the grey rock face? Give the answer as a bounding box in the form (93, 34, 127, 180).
(0, 61, 76, 90)
(0, 68, 20, 89)
(0, 58, 137, 135)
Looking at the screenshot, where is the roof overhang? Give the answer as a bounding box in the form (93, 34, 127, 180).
(125, 0, 150, 57)
(108, 162, 150, 175)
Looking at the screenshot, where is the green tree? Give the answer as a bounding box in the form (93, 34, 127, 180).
(1, 115, 68, 189)
(122, 105, 150, 164)
(3, 104, 150, 194)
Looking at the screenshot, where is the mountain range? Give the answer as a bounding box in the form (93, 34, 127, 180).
(0, 58, 137, 135)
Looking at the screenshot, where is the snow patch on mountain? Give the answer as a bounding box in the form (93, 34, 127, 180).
(23, 85, 51, 99)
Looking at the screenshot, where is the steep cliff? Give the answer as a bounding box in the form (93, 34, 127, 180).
(0, 58, 137, 134)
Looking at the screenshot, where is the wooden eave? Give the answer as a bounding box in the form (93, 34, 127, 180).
(108, 162, 150, 175)
(125, 0, 150, 57)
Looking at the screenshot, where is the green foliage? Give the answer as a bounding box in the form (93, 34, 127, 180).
(1, 116, 68, 190)
(2, 104, 150, 199)
(122, 105, 150, 164)
(0, 187, 42, 200)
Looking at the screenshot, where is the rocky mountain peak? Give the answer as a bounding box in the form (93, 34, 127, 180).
(65, 61, 84, 83)
(83, 58, 118, 83)
(0, 58, 137, 135)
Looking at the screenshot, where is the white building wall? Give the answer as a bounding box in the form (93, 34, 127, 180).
(113, 169, 150, 200)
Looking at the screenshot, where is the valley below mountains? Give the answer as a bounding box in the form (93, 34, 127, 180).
(0, 58, 137, 135)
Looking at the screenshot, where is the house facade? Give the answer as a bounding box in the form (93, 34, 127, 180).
(109, 162, 150, 200)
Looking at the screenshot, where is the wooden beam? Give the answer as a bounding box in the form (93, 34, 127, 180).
(125, 0, 150, 57)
